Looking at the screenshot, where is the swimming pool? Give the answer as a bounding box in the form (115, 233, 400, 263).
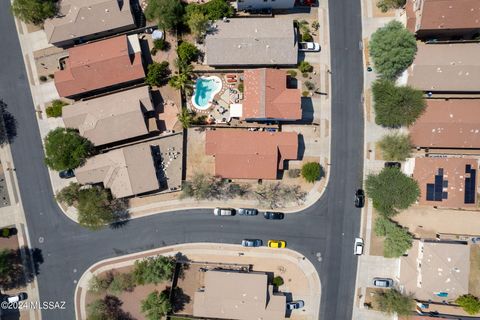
(191, 76, 222, 110)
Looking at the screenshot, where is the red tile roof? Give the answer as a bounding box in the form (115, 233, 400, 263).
(243, 69, 301, 120)
(54, 35, 145, 98)
(205, 130, 298, 180)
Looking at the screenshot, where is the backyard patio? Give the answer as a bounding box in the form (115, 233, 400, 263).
(187, 72, 244, 124)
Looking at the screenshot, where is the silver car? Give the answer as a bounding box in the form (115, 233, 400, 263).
(373, 277, 394, 288)
(241, 239, 263, 247)
(213, 208, 235, 216)
(287, 300, 305, 310)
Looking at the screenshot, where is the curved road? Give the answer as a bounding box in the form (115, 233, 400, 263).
(0, 0, 363, 319)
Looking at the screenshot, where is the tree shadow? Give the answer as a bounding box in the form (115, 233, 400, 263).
(0, 247, 43, 290)
(109, 198, 131, 229)
(0, 99, 18, 145)
(170, 287, 191, 313)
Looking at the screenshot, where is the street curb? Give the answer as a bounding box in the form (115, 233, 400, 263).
(74, 243, 322, 320)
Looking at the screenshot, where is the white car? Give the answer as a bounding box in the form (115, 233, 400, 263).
(213, 208, 235, 216)
(299, 42, 321, 52)
(354, 237, 364, 255)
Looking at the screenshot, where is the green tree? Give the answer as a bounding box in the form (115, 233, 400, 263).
(169, 73, 194, 94)
(144, 0, 184, 31)
(56, 182, 81, 206)
(141, 291, 172, 320)
(272, 276, 284, 287)
(11, 0, 57, 25)
(377, 0, 406, 12)
(366, 167, 419, 217)
(87, 295, 132, 320)
(45, 99, 68, 118)
(108, 273, 135, 294)
(255, 183, 307, 209)
(153, 38, 169, 51)
(44, 128, 93, 171)
(372, 79, 426, 127)
(0, 250, 10, 281)
(145, 61, 170, 87)
(177, 42, 199, 64)
(375, 289, 415, 316)
(187, 11, 209, 41)
(186, 0, 233, 21)
(299, 61, 313, 73)
(174, 58, 194, 75)
(374, 217, 413, 258)
(378, 133, 412, 161)
(456, 294, 480, 315)
(301, 162, 323, 183)
(133, 256, 175, 285)
(369, 20, 417, 79)
(77, 187, 115, 230)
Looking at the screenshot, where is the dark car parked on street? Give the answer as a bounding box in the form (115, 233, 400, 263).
(355, 189, 365, 208)
(59, 169, 75, 179)
(263, 212, 284, 220)
(241, 239, 263, 247)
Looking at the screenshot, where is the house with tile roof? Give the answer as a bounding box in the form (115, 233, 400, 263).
(44, 0, 137, 48)
(62, 86, 157, 147)
(54, 35, 145, 99)
(205, 129, 298, 180)
(242, 69, 301, 121)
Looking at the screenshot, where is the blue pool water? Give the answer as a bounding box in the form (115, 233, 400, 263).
(193, 77, 222, 110)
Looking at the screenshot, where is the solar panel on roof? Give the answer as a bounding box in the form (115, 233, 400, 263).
(465, 165, 476, 204)
(426, 184, 435, 201)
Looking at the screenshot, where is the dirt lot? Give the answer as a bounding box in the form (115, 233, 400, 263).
(185, 128, 215, 179)
(393, 206, 480, 238)
(470, 244, 480, 296)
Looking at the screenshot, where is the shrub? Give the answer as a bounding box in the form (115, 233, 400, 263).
(377, 0, 406, 12)
(177, 41, 199, 64)
(375, 289, 415, 316)
(272, 276, 284, 287)
(287, 70, 297, 78)
(44, 128, 93, 171)
(372, 79, 426, 127)
(366, 167, 419, 217)
(154, 38, 169, 51)
(145, 61, 170, 87)
(133, 256, 176, 285)
(39, 75, 47, 82)
(312, 21, 320, 31)
(56, 182, 81, 206)
(238, 82, 244, 93)
(304, 80, 315, 90)
(302, 73, 309, 78)
(1, 229, 9, 238)
(302, 32, 313, 42)
(45, 99, 68, 118)
(48, 74, 54, 79)
(299, 61, 313, 73)
(456, 294, 480, 315)
(187, 11, 209, 41)
(77, 187, 115, 230)
(88, 273, 114, 293)
(185, 0, 234, 21)
(109, 273, 135, 294)
(288, 169, 301, 178)
(369, 20, 417, 79)
(87, 295, 132, 320)
(378, 133, 412, 161)
(302, 90, 310, 97)
(150, 47, 158, 56)
(141, 290, 172, 320)
(301, 162, 323, 183)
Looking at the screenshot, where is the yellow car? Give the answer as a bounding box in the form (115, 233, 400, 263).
(268, 240, 286, 248)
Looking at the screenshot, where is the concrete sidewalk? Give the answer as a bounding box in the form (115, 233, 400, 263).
(75, 243, 321, 320)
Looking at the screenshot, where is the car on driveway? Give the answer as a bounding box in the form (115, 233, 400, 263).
(268, 240, 286, 248)
(59, 169, 75, 179)
(263, 212, 284, 220)
(299, 42, 321, 52)
(287, 300, 305, 310)
(6, 292, 27, 303)
(354, 237, 364, 255)
(237, 208, 258, 216)
(355, 189, 365, 208)
(384, 162, 401, 169)
(241, 239, 263, 247)
(373, 277, 394, 288)
(213, 208, 235, 216)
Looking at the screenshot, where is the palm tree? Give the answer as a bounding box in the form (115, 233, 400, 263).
(177, 108, 194, 129)
(169, 73, 194, 95)
(174, 58, 194, 75)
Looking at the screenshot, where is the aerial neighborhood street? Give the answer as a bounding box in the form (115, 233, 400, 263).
(0, 0, 479, 319)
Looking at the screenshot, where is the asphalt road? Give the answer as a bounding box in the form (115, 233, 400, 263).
(0, 0, 364, 318)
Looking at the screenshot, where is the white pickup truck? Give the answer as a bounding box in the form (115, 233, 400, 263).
(299, 42, 321, 52)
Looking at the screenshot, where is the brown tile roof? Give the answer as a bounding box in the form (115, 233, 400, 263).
(407, 43, 480, 92)
(406, 0, 417, 33)
(205, 129, 298, 180)
(193, 271, 286, 320)
(410, 99, 480, 148)
(75, 142, 159, 198)
(412, 157, 478, 208)
(415, 0, 480, 32)
(54, 35, 145, 98)
(62, 86, 153, 146)
(400, 240, 470, 302)
(243, 69, 301, 120)
(44, 0, 135, 45)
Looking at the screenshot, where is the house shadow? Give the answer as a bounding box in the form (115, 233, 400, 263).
(300, 97, 314, 123)
(297, 134, 306, 160)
